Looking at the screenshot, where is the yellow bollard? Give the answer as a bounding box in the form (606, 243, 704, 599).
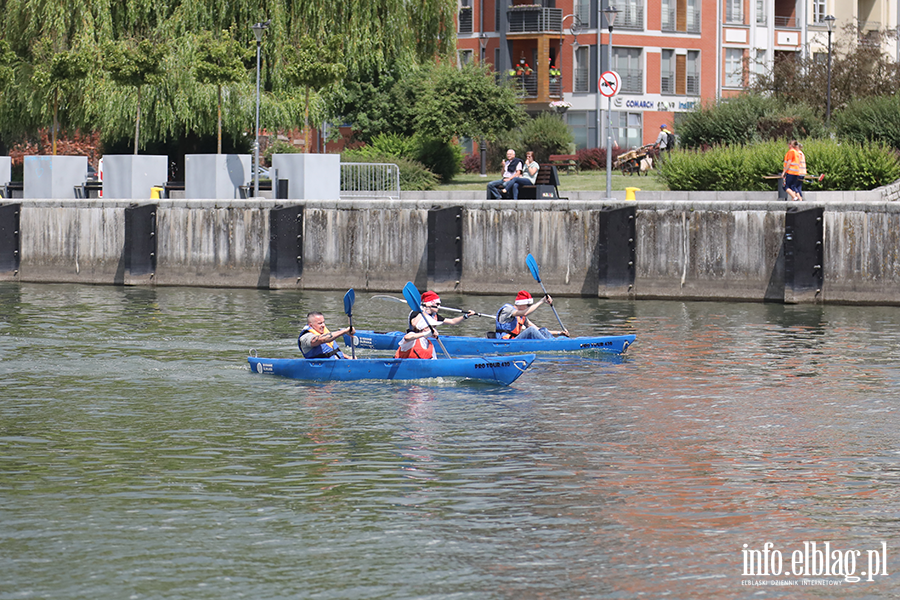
(150, 186, 163, 199)
(625, 187, 640, 201)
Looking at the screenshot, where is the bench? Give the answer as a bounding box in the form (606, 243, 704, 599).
(513, 165, 566, 200)
(549, 154, 578, 174)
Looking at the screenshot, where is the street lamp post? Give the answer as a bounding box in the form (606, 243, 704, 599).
(251, 20, 270, 198)
(824, 15, 836, 127)
(601, 5, 619, 199)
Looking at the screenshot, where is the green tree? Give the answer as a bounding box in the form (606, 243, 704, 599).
(331, 62, 524, 144)
(282, 34, 347, 152)
(750, 23, 900, 118)
(30, 39, 92, 154)
(193, 29, 249, 153)
(103, 38, 166, 154)
(0, 0, 457, 152)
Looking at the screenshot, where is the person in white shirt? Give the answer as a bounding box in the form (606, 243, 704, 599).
(508, 151, 540, 200)
(487, 149, 523, 199)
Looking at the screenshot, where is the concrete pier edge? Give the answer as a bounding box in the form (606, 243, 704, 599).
(2, 189, 899, 305)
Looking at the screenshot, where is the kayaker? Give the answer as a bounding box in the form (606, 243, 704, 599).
(299, 312, 355, 359)
(496, 290, 569, 339)
(396, 290, 474, 358)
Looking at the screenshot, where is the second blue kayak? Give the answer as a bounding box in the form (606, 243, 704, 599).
(343, 330, 634, 355)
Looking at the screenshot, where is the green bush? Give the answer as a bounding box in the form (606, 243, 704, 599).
(483, 112, 574, 170)
(657, 139, 900, 191)
(357, 132, 416, 159)
(263, 139, 302, 164)
(411, 135, 462, 182)
(678, 94, 825, 149)
(340, 151, 439, 191)
(834, 94, 900, 150)
(517, 113, 574, 163)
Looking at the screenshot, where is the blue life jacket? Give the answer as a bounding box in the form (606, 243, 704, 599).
(298, 325, 345, 359)
(495, 304, 526, 339)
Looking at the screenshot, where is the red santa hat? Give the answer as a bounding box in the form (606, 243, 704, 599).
(514, 290, 533, 305)
(421, 291, 440, 305)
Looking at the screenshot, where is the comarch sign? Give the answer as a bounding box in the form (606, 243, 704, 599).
(613, 95, 700, 112)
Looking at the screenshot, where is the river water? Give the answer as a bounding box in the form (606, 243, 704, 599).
(1, 282, 898, 599)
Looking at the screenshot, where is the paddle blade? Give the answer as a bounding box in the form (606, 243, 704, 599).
(402, 282, 422, 313)
(526, 253, 541, 283)
(343, 289, 356, 316)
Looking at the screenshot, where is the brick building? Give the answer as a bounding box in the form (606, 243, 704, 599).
(455, 0, 899, 151)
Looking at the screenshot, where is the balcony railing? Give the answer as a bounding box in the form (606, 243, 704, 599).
(617, 68, 643, 94)
(661, 10, 701, 33)
(459, 7, 473, 33)
(509, 73, 564, 99)
(507, 7, 563, 34)
(773, 15, 798, 28)
(617, 6, 644, 30)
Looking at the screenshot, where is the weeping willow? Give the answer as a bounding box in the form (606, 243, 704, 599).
(0, 0, 457, 149)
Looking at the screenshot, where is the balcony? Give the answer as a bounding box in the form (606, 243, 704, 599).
(507, 6, 563, 34)
(510, 72, 564, 100)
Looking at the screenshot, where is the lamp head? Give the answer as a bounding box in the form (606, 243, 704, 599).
(602, 6, 619, 29)
(251, 20, 271, 43)
(824, 15, 835, 33)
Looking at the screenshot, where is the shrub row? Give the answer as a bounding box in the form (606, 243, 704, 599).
(656, 140, 900, 191)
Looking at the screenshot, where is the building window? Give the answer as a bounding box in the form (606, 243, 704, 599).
(661, 49, 675, 94)
(459, 0, 473, 33)
(611, 111, 643, 151)
(724, 48, 744, 87)
(753, 49, 767, 78)
(574, 46, 590, 93)
(662, 49, 700, 95)
(458, 49, 473, 67)
(612, 48, 642, 94)
(574, 0, 592, 28)
(662, 0, 701, 33)
(812, 0, 826, 24)
(685, 50, 699, 95)
(567, 110, 597, 150)
(756, 0, 766, 25)
(725, 0, 743, 24)
(618, 0, 644, 30)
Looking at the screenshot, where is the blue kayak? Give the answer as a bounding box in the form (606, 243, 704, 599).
(248, 354, 536, 386)
(342, 330, 634, 355)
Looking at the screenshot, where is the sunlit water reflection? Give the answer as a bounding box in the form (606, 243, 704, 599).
(1, 283, 898, 599)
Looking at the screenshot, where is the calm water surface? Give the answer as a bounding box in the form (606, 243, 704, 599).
(1, 283, 898, 599)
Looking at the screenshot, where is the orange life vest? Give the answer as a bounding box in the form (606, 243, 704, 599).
(394, 337, 435, 359)
(783, 148, 807, 176)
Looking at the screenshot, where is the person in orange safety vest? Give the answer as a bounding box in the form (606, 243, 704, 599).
(782, 140, 807, 201)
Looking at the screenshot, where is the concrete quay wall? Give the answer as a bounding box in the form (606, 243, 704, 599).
(1, 192, 899, 305)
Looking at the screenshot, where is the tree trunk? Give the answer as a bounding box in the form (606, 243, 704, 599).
(134, 87, 141, 155)
(304, 87, 310, 152)
(217, 85, 223, 154)
(52, 90, 58, 155)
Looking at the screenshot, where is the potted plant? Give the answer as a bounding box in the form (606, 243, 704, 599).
(550, 100, 571, 114)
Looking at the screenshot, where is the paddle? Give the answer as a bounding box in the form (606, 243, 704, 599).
(371, 294, 493, 318)
(525, 253, 567, 333)
(343, 288, 356, 359)
(402, 282, 452, 358)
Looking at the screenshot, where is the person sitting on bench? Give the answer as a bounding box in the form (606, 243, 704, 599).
(508, 151, 540, 200)
(487, 149, 523, 199)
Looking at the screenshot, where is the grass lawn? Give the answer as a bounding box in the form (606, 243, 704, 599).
(437, 170, 670, 192)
